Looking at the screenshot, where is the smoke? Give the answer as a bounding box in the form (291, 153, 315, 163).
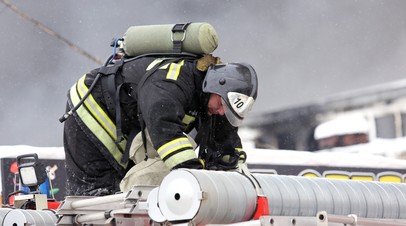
(1, 0, 406, 146)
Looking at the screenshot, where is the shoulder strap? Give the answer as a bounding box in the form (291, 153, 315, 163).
(97, 59, 127, 144)
(101, 73, 118, 118)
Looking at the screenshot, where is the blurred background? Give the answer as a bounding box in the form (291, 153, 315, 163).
(1, 0, 406, 148)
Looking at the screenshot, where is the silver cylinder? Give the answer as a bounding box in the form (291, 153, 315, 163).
(253, 174, 406, 219)
(0, 208, 12, 223)
(158, 169, 257, 225)
(2, 209, 57, 226)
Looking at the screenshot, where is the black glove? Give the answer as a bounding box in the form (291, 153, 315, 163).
(201, 146, 242, 171)
(172, 158, 204, 170)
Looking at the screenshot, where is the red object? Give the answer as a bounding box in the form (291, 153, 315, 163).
(252, 196, 270, 220)
(8, 196, 14, 206)
(47, 201, 61, 210)
(10, 161, 18, 174)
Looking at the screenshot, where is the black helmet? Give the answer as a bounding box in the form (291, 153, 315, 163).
(202, 63, 258, 126)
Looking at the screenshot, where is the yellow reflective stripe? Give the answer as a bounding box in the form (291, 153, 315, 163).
(77, 76, 117, 140)
(182, 114, 195, 125)
(164, 149, 196, 169)
(166, 60, 184, 80)
(157, 137, 193, 159)
(70, 76, 127, 169)
(146, 58, 170, 71)
(157, 137, 196, 168)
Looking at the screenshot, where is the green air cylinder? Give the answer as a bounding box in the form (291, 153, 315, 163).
(122, 23, 218, 56)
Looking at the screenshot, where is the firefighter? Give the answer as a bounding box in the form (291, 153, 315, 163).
(63, 54, 258, 196)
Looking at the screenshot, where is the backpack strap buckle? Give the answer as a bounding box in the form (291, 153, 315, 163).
(171, 23, 191, 53)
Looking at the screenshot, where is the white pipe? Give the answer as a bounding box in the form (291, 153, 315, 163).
(75, 208, 132, 223)
(326, 214, 406, 226)
(71, 193, 126, 209)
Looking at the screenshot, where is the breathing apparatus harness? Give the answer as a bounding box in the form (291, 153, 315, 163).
(59, 22, 193, 120)
(59, 23, 202, 164)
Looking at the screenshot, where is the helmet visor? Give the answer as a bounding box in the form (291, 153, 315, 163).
(221, 92, 255, 127)
(221, 98, 243, 127)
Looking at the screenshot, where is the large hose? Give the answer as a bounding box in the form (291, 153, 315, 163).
(253, 173, 406, 219)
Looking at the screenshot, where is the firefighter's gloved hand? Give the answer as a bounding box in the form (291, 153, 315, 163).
(204, 149, 243, 171)
(196, 54, 222, 71)
(172, 158, 204, 170)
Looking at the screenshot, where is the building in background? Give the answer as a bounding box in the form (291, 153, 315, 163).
(313, 115, 370, 150)
(244, 78, 406, 158)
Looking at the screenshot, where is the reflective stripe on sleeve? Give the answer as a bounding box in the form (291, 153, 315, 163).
(166, 60, 184, 80)
(157, 137, 196, 169)
(69, 75, 127, 169)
